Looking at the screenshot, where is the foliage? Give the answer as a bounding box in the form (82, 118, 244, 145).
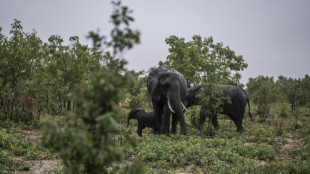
(86, 1, 140, 71)
(163, 35, 248, 134)
(0, 126, 47, 173)
(277, 75, 308, 112)
(0, 20, 43, 121)
(278, 103, 290, 117)
(247, 75, 310, 120)
(124, 71, 151, 110)
(1, 100, 310, 173)
(123, 110, 310, 173)
(247, 76, 277, 119)
(1, 1, 310, 174)
(0, 20, 103, 122)
(164, 35, 248, 86)
(41, 1, 143, 173)
(42, 69, 139, 173)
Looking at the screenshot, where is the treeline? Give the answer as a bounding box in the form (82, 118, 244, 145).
(0, 20, 104, 121)
(246, 75, 310, 118)
(1, 20, 309, 124)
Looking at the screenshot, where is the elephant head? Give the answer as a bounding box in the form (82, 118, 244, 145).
(184, 84, 206, 108)
(127, 108, 144, 127)
(147, 65, 187, 135)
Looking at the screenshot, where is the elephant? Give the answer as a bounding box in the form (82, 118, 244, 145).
(184, 84, 252, 131)
(147, 65, 188, 135)
(127, 108, 156, 137)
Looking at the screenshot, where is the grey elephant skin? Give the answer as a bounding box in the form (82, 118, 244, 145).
(184, 84, 252, 131)
(147, 65, 187, 135)
(127, 108, 156, 137)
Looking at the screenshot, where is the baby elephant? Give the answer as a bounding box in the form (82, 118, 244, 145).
(127, 108, 156, 137)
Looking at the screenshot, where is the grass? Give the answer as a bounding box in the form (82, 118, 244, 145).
(0, 121, 60, 174)
(124, 106, 310, 174)
(1, 105, 310, 173)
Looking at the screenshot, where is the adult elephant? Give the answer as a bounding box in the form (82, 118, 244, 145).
(184, 84, 252, 131)
(147, 65, 188, 135)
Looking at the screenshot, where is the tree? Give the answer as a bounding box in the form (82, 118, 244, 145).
(164, 35, 248, 86)
(0, 19, 43, 121)
(164, 35, 248, 134)
(301, 75, 310, 108)
(247, 76, 277, 119)
(277, 76, 307, 112)
(42, 69, 141, 173)
(42, 1, 143, 173)
(87, 1, 140, 72)
(124, 71, 151, 109)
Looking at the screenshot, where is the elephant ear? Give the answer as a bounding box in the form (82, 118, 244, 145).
(147, 69, 161, 101)
(193, 84, 205, 96)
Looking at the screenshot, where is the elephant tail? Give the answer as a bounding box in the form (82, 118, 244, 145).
(247, 97, 253, 121)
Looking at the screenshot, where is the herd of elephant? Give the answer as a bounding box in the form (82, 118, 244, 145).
(127, 65, 252, 137)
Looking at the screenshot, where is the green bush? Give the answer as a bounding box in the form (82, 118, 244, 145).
(0, 125, 42, 173)
(0, 150, 13, 164)
(279, 103, 290, 117)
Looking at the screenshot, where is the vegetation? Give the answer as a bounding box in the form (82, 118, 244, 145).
(125, 106, 310, 173)
(41, 1, 143, 174)
(164, 35, 249, 134)
(2, 107, 310, 173)
(247, 75, 310, 119)
(1, 1, 310, 174)
(164, 35, 248, 86)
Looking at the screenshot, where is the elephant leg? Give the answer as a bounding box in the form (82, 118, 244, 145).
(152, 99, 163, 134)
(161, 105, 171, 135)
(137, 124, 143, 137)
(199, 108, 207, 131)
(211, 114, 219, 129)
(236, 119, 244, 132)
(152, 127, 156, 134)
(231, 116, 244, 132)
(171, 113, 178, 134)
(178, 112, 186, 135)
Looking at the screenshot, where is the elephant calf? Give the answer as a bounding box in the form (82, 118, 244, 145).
(127, 108, 156, 137)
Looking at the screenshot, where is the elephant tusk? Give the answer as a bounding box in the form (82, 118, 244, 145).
(181, 102, 188, 112)
(167, 98, 176, 113)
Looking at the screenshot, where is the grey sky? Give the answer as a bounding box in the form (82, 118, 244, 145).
(1, 0, 309, 85)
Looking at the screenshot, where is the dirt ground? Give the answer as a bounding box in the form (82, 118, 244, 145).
(14, 130, 62, 174)
(13, 127, 304, 173)
(15, 157, 62, 174)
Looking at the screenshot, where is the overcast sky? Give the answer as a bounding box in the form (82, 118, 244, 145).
(1, 0, 309, 85)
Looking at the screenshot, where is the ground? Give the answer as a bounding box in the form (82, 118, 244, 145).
(1, 110, 310, 173)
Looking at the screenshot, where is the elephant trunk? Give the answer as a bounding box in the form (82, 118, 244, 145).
(169, 92, 186, 135)
(127, 110, 137, 128)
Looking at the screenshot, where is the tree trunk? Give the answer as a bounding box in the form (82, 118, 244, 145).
(67, 100, 71, 110)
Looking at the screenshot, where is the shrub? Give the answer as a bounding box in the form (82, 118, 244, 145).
(279, 103, 290, 117)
